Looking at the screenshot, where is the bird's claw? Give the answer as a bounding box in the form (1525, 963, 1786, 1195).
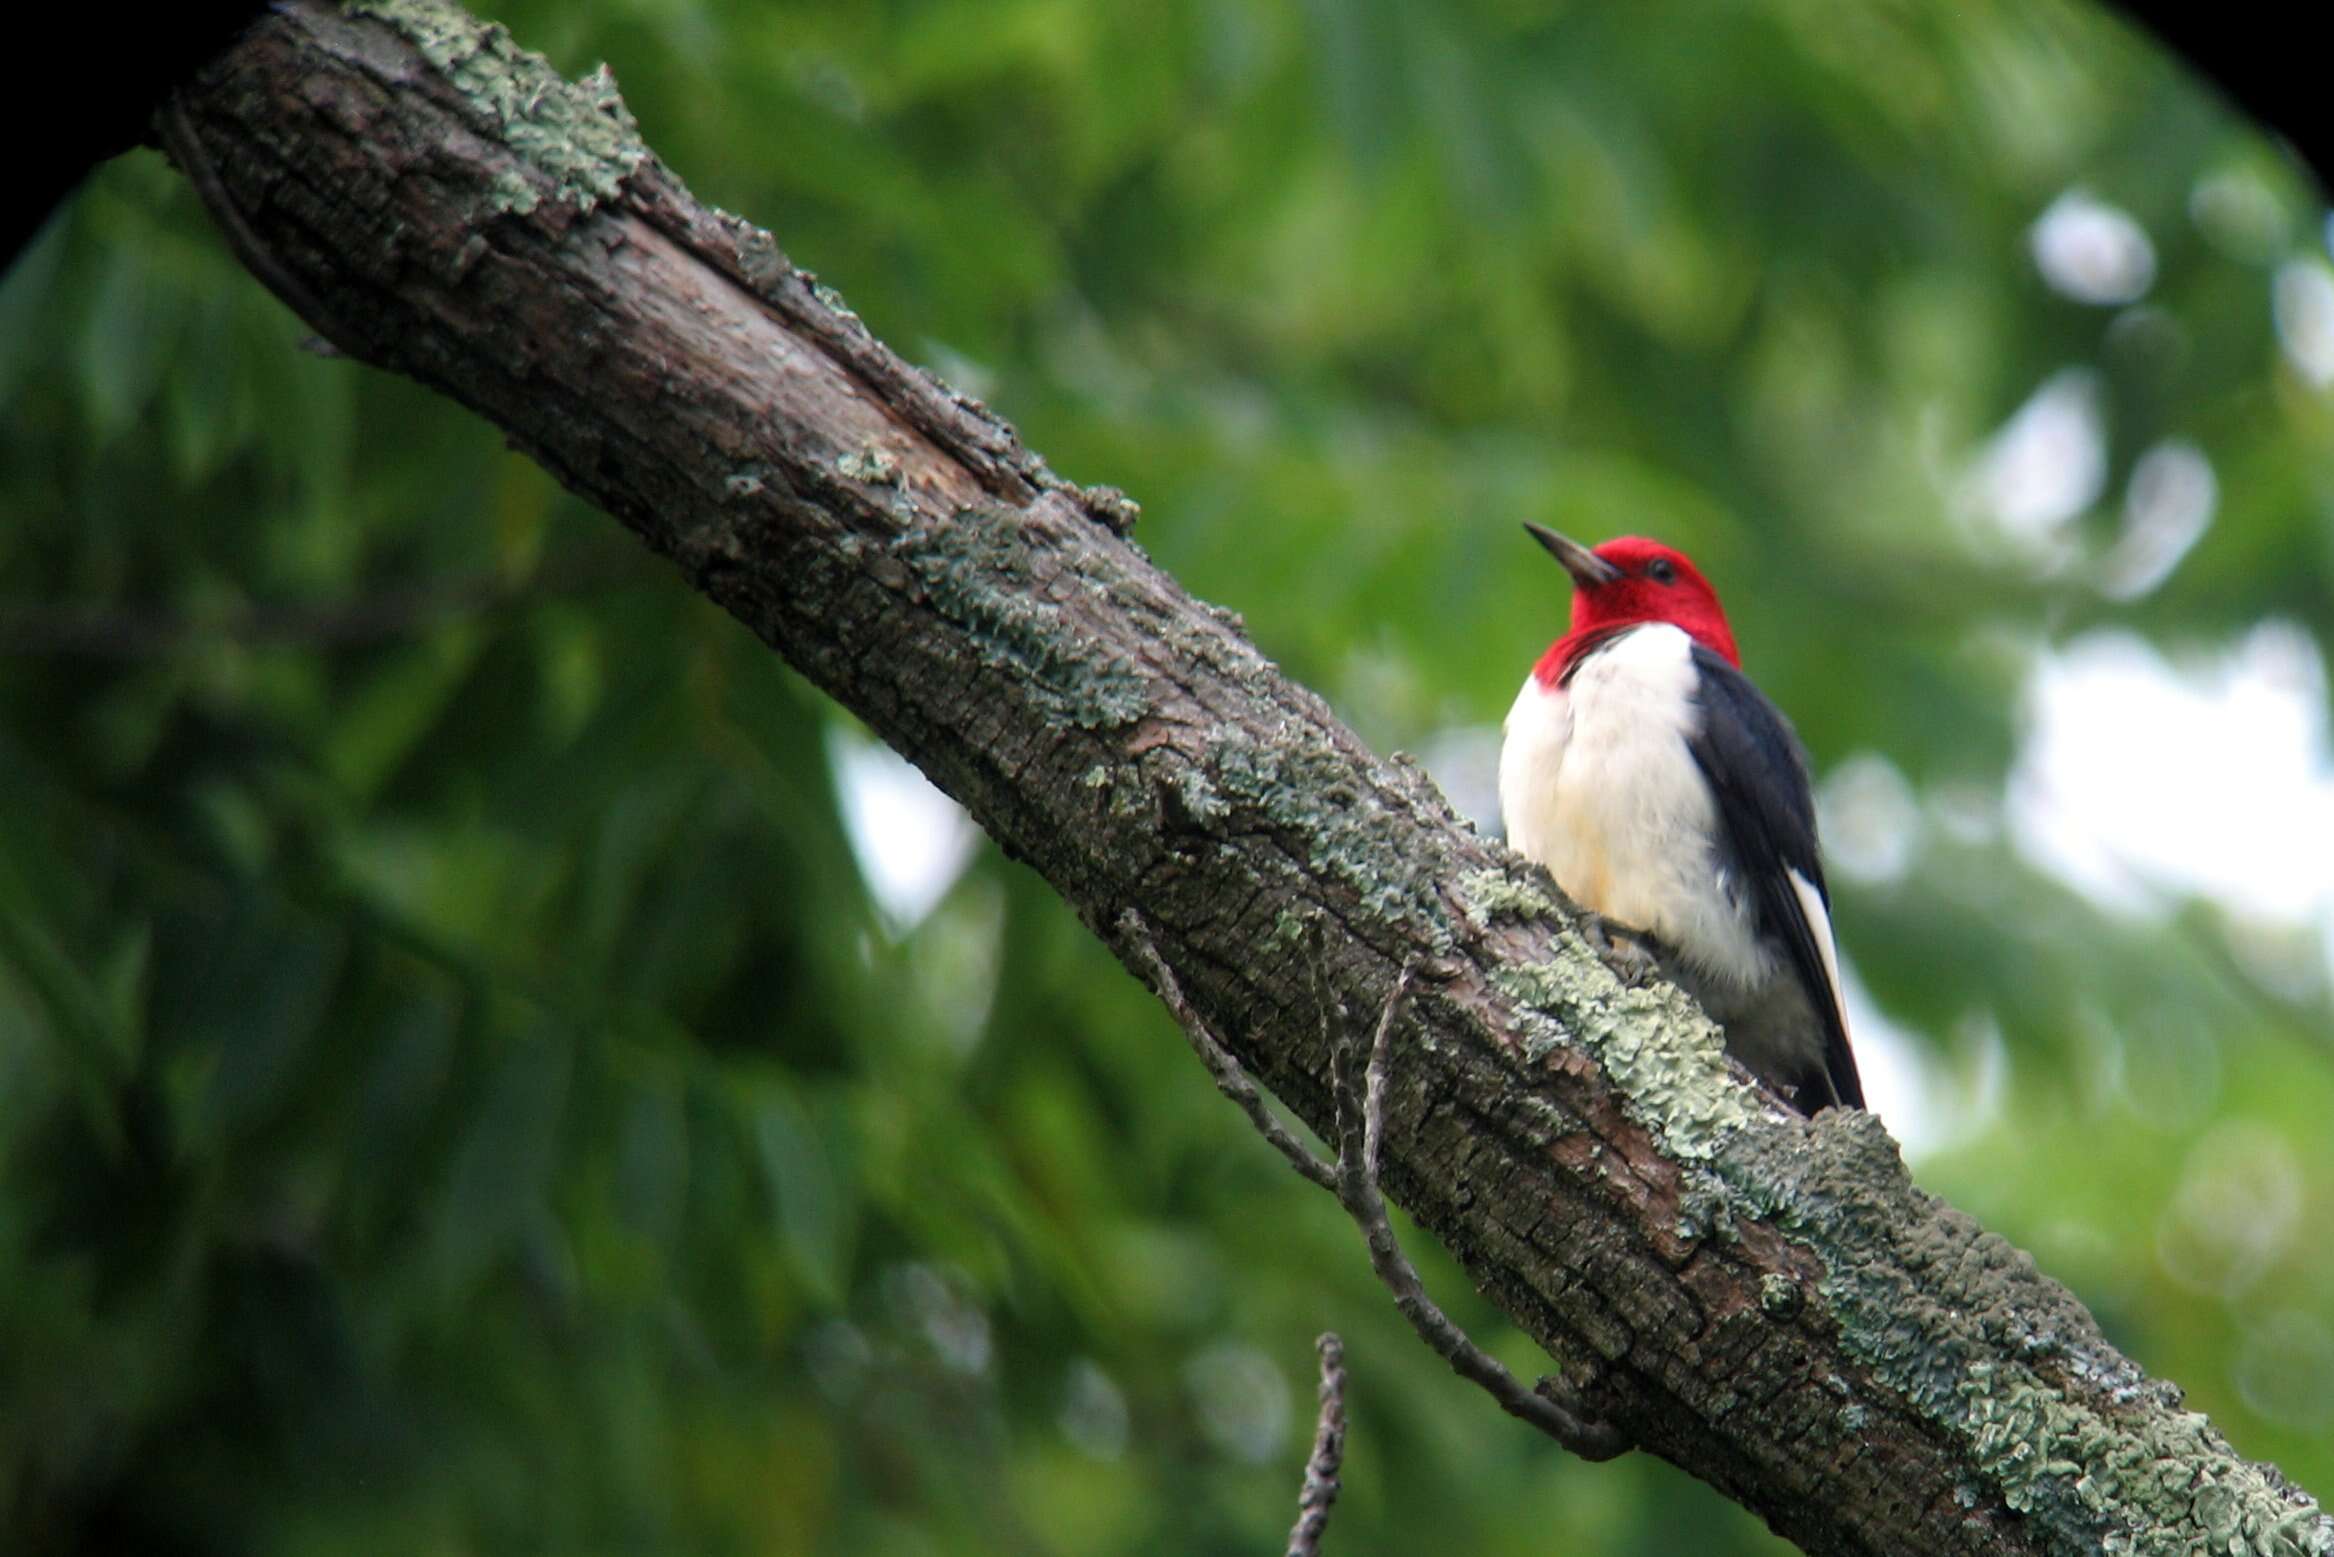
(1582, 915, 1662, 984)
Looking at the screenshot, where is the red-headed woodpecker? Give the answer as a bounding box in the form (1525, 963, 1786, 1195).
(1498, 526, 1863, 1113)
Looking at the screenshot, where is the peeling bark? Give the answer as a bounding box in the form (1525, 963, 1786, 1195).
(151, 4, 2331, 1553)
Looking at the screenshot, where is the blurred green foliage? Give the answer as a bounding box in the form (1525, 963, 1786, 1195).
(3, 1, 2332, 1552)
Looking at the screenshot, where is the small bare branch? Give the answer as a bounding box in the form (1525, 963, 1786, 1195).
(1119, 912, 1337, 1192)
(1286, 1332, 1347, 1557)
(1128, 908, 1628, 1465)
(1330, 975, 1629, 1461)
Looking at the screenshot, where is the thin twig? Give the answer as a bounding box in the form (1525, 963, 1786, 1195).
(1331, 972, 1628, 1461)
(1123, 907, 1629, 1463)
(1285, 1332, 1347, 1557)
(1120, 911, 1337, 1192)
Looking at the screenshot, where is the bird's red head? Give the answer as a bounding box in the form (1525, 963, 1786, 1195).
(1526, 526, 1741, 686)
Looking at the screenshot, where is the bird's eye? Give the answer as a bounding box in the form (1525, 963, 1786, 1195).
(1647, 558, 1676, 583)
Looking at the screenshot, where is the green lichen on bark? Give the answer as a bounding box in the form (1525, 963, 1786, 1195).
(1455, 865, 1563, 922)
(1490, 944, 1755, 1162)
(1203, 734, 1454, 949)
(347, 0, 648, 213)
(1942, 1360, 2328, 1556)
(836, 447, 901, 486)
(891, 507, 1149, 731)
(1449, 835, 2327, 1552)
(1480, 901, 2329, 1552)
(1460, 856, 1757, 1162)
(1169, 765, 1231, 824)
(1711, 1107, 2334, 1557)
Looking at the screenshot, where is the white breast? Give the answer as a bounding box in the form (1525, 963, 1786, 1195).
(1498, 624, 1773, 992)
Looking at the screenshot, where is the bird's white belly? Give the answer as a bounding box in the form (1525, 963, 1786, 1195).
(1499, 624, 1772, 992)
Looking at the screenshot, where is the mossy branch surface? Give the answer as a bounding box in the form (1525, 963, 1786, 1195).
(157, 4, 2330, 1553)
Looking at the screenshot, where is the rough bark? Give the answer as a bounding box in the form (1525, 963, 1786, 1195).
(149, 4, 2329, 1554)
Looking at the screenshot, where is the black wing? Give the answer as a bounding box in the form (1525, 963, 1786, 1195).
(1685, 645, 1863, 1111)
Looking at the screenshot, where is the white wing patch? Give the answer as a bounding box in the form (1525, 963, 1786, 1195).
(1787, 867, 1853, 1044)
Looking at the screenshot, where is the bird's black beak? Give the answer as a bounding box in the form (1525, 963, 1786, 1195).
(1523, 523, 1619, 589)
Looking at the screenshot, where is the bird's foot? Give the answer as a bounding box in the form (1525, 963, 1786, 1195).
(1581, 914, 1663, 984)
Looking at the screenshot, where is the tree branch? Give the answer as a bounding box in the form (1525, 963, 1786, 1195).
(1286, 1334, 1347, 1557)
(1329, 961, 1629, 1460)
(1124, 913, 1336, 1195)
(1127, 911, 1626, 1460)
(151, 4, 2332, 1553)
